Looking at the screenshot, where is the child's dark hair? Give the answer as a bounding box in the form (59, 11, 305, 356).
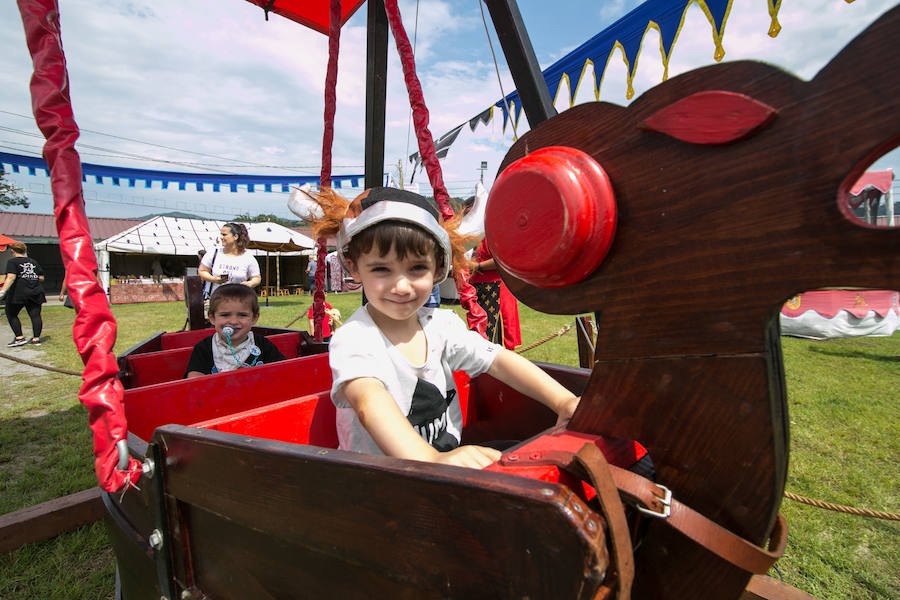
(303, 188, 474, 274)
(208, 283, 259, 316)
(344, 221, 443, 271)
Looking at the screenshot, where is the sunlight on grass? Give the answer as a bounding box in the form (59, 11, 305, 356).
(0, 298, 896, 599)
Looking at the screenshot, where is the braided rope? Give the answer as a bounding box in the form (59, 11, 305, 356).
(784, 491, 900, 521)
(516, 323, 573, 354)
(0, 351, 82, 376)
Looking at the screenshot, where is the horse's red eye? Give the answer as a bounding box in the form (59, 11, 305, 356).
(486, 146, 616, 289)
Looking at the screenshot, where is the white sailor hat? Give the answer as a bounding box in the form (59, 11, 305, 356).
(337, 187, 453, 284)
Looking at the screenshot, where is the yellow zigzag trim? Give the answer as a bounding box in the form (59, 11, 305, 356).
(502, 0, 843, 126)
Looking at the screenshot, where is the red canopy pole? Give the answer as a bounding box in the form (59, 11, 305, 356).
(312, 0, 342, 342)
(17, 0, 141, 492)
(383, 0, 487, 336)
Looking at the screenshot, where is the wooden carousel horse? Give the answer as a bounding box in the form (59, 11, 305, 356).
(485, 6, 900, 599)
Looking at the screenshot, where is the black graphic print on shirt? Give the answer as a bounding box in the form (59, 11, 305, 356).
(407, 379, 459, 451)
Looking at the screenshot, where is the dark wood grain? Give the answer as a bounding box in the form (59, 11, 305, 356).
(155, 425, 611, 599)
(0, 488, 104, 554)
(183, 274, 205, 330)
(489, 7, 899, 599)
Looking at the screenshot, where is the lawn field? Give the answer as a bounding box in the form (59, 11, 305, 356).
(0, 295, 897, 599)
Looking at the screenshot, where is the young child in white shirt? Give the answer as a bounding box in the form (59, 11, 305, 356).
(303, 187, 580, 469)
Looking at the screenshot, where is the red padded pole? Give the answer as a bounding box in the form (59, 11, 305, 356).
(17, 0, 141, 492)
(313, 0, 342, 341)
(383, 0, 487, 336)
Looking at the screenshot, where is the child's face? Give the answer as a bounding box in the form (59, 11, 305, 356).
(347, 244, 438, 325)
(209, 298, 259, 345)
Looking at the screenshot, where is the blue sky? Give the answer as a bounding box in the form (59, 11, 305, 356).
(1, 0, 896, 220)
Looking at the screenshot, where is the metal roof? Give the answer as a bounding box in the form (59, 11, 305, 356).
(0, 211, 143, 243)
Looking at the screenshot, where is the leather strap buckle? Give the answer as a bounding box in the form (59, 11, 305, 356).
(635, 483, 671, 518)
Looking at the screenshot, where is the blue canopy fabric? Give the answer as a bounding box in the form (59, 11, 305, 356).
(412, 0, 790, 167)
(0, 151, 375, 193)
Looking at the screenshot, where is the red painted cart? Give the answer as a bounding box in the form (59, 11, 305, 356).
(14, 1, 899, 599)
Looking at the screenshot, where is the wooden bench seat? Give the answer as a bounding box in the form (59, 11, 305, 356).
(124, 352, 333, 442)
(120, 331, 304, 389)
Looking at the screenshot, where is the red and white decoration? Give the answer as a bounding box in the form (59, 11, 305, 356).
(780, 290, 900, 339)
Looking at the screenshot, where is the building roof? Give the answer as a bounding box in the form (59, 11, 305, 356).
(0, 211, 144, 243)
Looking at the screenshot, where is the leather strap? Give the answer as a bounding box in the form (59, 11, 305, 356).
(504, 444, 787, 578)
(569, 444, 634, 599)
(609, 464, 788, 575)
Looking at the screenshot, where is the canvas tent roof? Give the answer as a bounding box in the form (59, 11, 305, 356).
(850, 169, 894, 195)
(93, 216, 314, 256)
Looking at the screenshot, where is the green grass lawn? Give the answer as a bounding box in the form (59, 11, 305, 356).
(0, 296, 897, 599)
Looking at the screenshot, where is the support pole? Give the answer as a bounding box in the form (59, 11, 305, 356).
(364, 0, 388, 188)
(482, 0, 557, 129)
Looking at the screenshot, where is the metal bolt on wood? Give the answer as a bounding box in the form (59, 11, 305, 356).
(148, 529, 163, 550)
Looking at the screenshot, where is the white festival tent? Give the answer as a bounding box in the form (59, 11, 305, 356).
(93, 216, 315, 293)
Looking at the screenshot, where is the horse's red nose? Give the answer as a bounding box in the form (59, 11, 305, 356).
(486, 146, 616, 288)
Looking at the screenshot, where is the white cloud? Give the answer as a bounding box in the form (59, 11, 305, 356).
(1, 0, 896, 218)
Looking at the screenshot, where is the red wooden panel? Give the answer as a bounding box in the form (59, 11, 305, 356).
(638, 91, 776, 144)
(161, 328, 214, 350)
(266, 332, 301, 359)
(125, 332, 304, 389)
(124, 347, 193, 389)
(192, 392, 338, 449)
(124, 353, 333, 442)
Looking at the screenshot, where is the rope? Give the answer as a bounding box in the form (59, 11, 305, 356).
(0, 351, 82, 376)
(479, 0, 518, 139)
(516, 323, 573, 354)
(784, 491, 900, 521)
(284, 307, 307, 330)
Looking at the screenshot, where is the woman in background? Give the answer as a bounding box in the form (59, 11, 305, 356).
(199, 223, 261, 293)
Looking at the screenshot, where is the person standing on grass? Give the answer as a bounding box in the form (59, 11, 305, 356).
(306, 257, 317, 295)
(0, 241, 46, 347)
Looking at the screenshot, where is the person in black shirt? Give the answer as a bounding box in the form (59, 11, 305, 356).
(0, 242, 46, 347)
(184, 284, 285, 378)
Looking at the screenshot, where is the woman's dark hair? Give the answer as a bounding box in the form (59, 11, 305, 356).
(344, 221, 444, 273)
(224, 222, 251, 252)
(208, 283, 259, 317)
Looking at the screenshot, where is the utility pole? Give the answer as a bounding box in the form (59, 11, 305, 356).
(479, 160, 488, 183)
(397, 159, 405, 189)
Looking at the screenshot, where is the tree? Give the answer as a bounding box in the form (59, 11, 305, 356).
(232, 213, 305, 228)
(0, 169, 29, 210)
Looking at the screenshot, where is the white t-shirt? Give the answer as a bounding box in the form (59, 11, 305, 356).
(201, 249, 260, 294)
(329, 305, 501, 455)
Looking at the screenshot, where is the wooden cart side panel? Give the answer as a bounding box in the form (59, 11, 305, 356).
(155, 426, 612, 599)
